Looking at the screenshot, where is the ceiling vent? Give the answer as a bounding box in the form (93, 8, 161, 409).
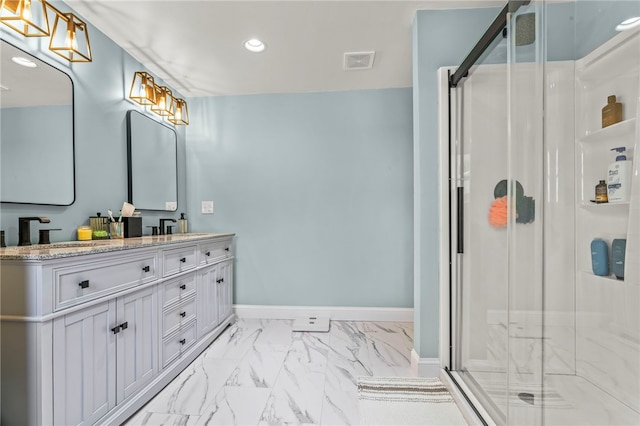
(344, 51, 375, 71)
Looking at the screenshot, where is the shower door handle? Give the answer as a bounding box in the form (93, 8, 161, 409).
(457, 187, 464, 254)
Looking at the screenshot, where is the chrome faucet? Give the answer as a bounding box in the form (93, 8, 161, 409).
(18, 217, 51, 246)
(159, 218, 177, 235)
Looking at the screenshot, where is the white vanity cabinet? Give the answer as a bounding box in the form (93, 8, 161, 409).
(0, 233, 234, 426)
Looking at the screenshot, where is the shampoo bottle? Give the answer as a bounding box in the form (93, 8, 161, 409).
(178, 213, 188, 234)
(607, 147, 632, 203)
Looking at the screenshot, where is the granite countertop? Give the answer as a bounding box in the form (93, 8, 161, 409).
(0, 233, 235, 260)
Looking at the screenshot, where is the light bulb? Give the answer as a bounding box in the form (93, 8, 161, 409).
(21, 0, 32, 21)
(65, 20, 78, 50)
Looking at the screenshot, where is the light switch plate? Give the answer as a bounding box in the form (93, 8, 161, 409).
(201, 201, 214, 214)
(165, 201, 177, 211)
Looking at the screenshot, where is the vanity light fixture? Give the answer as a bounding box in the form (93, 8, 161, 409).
(244, 38, 265, 53)
(168, 98, 189, 125)
(128, 71, 189, 125)
(616, 17, 640, 32)
(0, 1, 92, 62)
(129, 71, 157, 106)
(0, 0, 50, 37)
(48, 9, 92, 62)
(150, 84, 174, 117)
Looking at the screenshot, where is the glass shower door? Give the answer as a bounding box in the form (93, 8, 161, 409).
(451, 22, 511, 424)
(451, 2, 545, 424)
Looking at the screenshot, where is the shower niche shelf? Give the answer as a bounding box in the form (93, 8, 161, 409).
(579, 201, 630, 209)
(579, 270, 625, 283)
(579, 118, 636, 143)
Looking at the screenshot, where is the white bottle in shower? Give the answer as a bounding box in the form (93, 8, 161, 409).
(607, 147, 632, 203)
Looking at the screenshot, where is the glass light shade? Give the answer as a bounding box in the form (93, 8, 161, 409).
(150, 85, 174, 116)
(0, 0, 49, 36)
(129, 72, 157, 106)
(49, 11, 92, 62)
(168, 98, 189, 125)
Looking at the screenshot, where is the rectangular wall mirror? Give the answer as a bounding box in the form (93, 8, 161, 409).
(127, 110, 178, 211)
(0, 40, 75, 205)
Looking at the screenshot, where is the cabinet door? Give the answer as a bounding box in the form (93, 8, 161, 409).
(217, 260, 233, 323)
(53, 300, 116, 426)
(116, 286, 158, 402)
(196, 264, 219, 338)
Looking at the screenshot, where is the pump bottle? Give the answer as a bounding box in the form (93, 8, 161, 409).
(607, 147, 632, 203)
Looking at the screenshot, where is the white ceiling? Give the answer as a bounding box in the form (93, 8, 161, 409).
(65, 1, 504, 98)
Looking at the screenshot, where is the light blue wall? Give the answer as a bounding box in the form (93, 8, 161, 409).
(576, 0, 640, 59)
(0, 1, 187, 245)
(412, 7, 500, 358)
(186, 89, 414, 307)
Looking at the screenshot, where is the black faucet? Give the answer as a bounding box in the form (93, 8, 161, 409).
(18, 217, 51, 246)
(159, 218, 177, 235)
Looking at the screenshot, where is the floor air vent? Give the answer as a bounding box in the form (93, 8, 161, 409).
(344, 51, 376, 71)
(292, 316, 330, 332)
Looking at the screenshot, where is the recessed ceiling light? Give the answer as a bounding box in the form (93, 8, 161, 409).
(11, 56, 37, 68)
(616, 17, 640, 31)
(244, 38, 266, 53)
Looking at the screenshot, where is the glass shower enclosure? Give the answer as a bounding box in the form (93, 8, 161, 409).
(445, 1, 640, 424)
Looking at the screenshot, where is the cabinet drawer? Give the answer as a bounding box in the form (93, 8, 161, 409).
(199, 240, 233, 265)
(161, 273, 196, 308)
(54, 253, 157, 311)
(163, 245, 197, 277)
(162, 320, 197, 367)
(162, 296, 197, 338)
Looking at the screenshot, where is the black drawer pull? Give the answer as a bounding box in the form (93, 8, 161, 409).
(180, 311, 186, 318)
(179, 284, 186, 290)
(225, 247, 230, 252)
(111, 325, 120, 334)
(142, 265, 150, 272)
(179, 338, 186, 345)
(205, 251, 211, 257)
(120, 321, 128, 330)
(220, 278, 224, 283)
(78, 280, 89, 289)
(180, 257, 186, 263)
(216, 278, 222, 283)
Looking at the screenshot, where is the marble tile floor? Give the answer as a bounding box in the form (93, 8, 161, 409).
(124, 319, 417, 425)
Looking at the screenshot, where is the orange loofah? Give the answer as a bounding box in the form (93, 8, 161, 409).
(489, 196, 508, 228)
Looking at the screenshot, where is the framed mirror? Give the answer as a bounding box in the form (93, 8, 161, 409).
(0, 40, 75, 205)
(126, 110, 178, 211)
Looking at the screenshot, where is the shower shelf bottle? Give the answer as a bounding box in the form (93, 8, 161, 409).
(602, 95, 623, 128)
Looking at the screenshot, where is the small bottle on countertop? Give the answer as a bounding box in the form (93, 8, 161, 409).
(602, 95, 623, 128)
(178, 213, 188, 234)
(595, 180, 608, 203)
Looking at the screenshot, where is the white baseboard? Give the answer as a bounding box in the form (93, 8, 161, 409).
(410, 349, 440, 377)
(233, 305, 413, 322)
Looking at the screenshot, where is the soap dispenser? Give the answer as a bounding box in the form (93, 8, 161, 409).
(607, 147, 632, 203)
(178, 213, 188, 234)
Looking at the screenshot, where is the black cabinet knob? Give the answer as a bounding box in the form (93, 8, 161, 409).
(78, 280, 89, 289)
(142, 265, 150, 272)
(179, 338, 186, 345)
(180, 311, 186, 318)
(179, 284, 186, 290)
(216, 278, 222, 283)
(120, 321, 128, 330)
(220, 278, 224, 283)
(180, 257, 186, 263)
(205, 251, 211, 257)
(111, 326, 120, 334)
(225, 247, 230, 252)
